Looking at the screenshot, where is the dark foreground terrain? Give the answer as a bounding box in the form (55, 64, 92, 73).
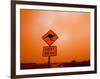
(21, 60, 90, 69)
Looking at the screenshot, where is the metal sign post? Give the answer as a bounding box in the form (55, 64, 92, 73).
(48, 45, 51, 68)
(48, 55, 50, 68)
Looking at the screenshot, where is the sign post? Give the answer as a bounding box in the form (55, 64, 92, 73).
(42, 30, 58, 68)
(48, 55, 50, 68)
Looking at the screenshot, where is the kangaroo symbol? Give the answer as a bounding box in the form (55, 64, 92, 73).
(46, 34, 55, 41)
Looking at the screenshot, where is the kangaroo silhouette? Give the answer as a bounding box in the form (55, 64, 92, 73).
(46, 34, 55, 41)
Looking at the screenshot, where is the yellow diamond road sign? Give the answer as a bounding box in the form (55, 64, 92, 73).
(42, 30, 58, 46)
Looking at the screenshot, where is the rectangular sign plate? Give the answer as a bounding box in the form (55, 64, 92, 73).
(43, 46, 57, 57)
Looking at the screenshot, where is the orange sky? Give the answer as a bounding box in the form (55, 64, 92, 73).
(20, 9, 90, 64)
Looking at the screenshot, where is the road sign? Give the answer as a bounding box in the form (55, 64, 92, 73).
(42, 46, 57, 57)
(42, 30, 58, 46)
